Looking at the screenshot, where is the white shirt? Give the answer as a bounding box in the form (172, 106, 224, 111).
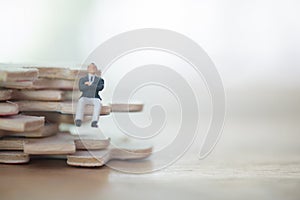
(88, 74, 95, 83)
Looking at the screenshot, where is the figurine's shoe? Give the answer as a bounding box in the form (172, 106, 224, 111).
(91, 121, 98, 128)
(75, 119, 82, 127)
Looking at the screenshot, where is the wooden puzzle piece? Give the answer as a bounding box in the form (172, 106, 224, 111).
(0, 102, 19, 116)
(60, 102, 111, 115)
(0, 66, 147, 167)
(32, 79, 78, 90)
(0, 123, 58, 138)
(12, 90, 66, 101)
(0, 78, 78, 90)
(1, 89, 79, 102)
(0, 89, 13, 101)
(23, 133, 76, 155)
(109, 103, 144, 112)
(63, 90, 81, 101)
(0, 114, 45, 132)
(0, 132, 151, 167)
(15, 101, 60, 112)
(21, 111, 90, 124)
(0, 133, 110, 164)
(14, 101, 111, 115)
(0, 132, 109, 164)
(73, 134, 110, 150)
(0, 67, 38, 82)
(67, 141, 152, 167)
(0, 137, 24, 150)
(0, 151, 30, 164)
(0, 81, 34, 89)
(25, 66, 100, 80)
(0, 132, 110, 151)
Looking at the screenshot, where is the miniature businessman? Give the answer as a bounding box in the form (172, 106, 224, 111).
(75, 63, 104, 128)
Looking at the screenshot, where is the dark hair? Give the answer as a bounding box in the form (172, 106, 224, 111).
(88, 63, 97, 69)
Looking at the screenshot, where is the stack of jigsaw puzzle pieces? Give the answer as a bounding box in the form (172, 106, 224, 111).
(0, 66, 151, 167)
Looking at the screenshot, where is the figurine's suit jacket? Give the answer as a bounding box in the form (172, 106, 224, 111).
(78, 75, 104, 100)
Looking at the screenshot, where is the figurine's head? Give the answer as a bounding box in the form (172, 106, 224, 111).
(87, 63, 98, 75)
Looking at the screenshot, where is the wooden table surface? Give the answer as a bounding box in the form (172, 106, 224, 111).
(1, 116, 300, 200)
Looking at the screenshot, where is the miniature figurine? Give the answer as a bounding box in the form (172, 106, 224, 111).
(75, 63, 104, 128)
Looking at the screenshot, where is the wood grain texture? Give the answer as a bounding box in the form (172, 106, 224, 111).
(0, 102, 19, 116)
(0, 89, 13, 101)
(110, 103, 144, 112)
(67, 142, 152, 167)
(21, 111, 90, 124)
(32, 79, 78, 90)
(0, 114, 44, 132)
(0, 67, 38, 82)
(0, 132, 151, 167)
(26, 66, 101, 80)
(15, 101, 111, 115)
(60, 102, 111, 115)
(0, 151, 29, 164)
(15, 101, 60, 112)
(73, 134, 110, 150)
(0, 123, 58, 138)
(0, 79, 78, 90)
(0, 81, 34, 89)
(0, 132, 109, 151)
(11, 90, 90, 102)
(63, 90, 81, 101)
(0, 137, 24, 150)
(12, 90, 66, 101)
(23, 133, 76, 155)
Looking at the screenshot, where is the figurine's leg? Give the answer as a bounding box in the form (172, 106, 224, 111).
(92, 98, 101, 122)
(75, 97, 87, 120)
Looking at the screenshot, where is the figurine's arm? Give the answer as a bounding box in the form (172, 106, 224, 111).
(78, 78, 90, 91)
(89, 78, 104, 91)
(97, 78, 104, 91)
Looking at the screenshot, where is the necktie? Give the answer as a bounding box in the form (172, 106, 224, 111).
(90, 76, 94, 83)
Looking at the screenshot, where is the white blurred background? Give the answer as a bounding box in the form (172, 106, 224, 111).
(0, 0, 299, 118)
